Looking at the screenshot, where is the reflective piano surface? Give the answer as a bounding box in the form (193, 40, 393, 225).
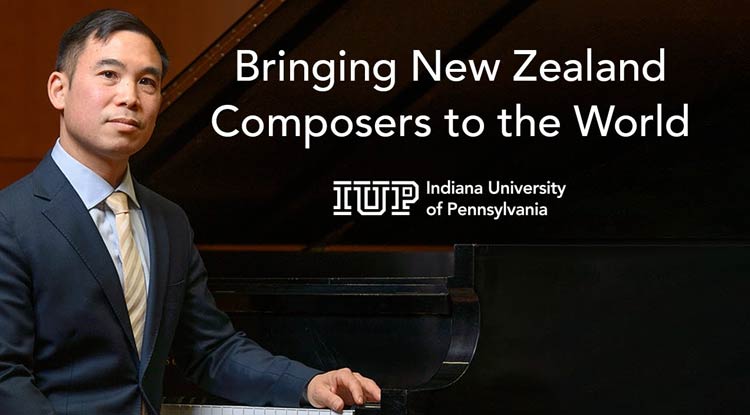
(162, 248, 479, 415)
(162, 245, 750, 414)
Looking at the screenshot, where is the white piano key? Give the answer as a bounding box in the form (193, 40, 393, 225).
(161, 404, 354, 415)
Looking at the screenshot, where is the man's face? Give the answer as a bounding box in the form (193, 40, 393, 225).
(54, 31, 162, 165)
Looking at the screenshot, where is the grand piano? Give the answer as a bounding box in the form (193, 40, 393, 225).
(159, 247, 476, 415)
(154, 245, 750, 415)
(131, 1, 750, 414)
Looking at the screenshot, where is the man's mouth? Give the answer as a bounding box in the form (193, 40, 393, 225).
(108, 117, 142, 129)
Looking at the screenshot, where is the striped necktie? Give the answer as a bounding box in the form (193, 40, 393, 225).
(106, 191, 147, 357)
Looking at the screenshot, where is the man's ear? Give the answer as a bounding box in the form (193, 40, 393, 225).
(48, 71, 68, 110)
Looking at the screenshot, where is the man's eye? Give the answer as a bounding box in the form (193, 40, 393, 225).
(139, 78, 157, 87)
(100, 71, 117, 79)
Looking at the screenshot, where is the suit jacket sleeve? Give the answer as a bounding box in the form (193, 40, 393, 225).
(170, 216, 321, 407)
(0, 211, 56, 414)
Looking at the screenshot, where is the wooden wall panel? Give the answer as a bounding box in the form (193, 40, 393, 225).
(0, 1, 257, 187)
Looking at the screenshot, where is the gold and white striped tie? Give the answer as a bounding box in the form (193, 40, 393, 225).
(106, 191, 147, 357)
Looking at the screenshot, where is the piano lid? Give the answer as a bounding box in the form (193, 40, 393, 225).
(131, 0, 749, 245)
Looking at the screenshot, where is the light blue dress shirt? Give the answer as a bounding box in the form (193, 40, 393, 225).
(51, 139, 151, 294)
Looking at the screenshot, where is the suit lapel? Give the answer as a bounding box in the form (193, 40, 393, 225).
(137, 183, 170, 378)
(34, 156, 139, 361)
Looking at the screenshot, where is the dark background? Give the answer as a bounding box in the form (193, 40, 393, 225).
(131, 0, 750, 246)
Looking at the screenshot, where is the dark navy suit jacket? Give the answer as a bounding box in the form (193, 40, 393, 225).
(0, 154, 319, 415)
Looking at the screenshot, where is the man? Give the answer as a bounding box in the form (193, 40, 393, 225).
(0, 9, 379, 415)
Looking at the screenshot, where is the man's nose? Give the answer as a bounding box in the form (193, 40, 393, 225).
(115, 80, 139, 108)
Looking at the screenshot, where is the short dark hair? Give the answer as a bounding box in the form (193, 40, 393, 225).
(56, 9, 169, 79)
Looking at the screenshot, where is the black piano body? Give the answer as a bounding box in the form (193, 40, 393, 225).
(162, 245, 750, 414)
(161, 247, 479, 415)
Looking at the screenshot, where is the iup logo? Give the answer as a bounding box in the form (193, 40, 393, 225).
(333, 180, 419, 216)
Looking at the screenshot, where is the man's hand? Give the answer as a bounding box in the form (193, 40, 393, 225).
(306, 368, 381, 412)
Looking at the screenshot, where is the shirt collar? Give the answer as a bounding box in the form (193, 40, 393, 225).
(50, 139, 141, 210)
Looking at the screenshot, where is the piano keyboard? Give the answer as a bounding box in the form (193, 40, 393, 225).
(161, 404, 354, 415)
